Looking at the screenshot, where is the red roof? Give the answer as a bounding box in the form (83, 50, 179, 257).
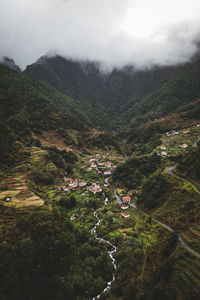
(122, 196, 131, 201)
(120, 213, 130, 218)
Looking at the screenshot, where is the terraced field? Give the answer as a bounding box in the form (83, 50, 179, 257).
(0, 147, 47, 208)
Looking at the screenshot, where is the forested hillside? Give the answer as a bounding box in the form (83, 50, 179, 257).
(24, 53, 200, 132)
(0, 64, 91, 163)
(23, 55, 177, 129)
(1, 53, 200, 300)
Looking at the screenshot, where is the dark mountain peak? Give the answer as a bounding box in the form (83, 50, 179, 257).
(1, 56, 21, 72)
(24, 55, 106, 104)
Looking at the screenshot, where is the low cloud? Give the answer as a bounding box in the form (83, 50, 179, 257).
(0, 0, 200, 70)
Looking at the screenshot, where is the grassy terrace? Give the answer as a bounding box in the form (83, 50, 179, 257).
(0, 146, 47, 208)
(156, 124, 200, 156)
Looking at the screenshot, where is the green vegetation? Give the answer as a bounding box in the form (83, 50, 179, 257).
(112, 153, 161, 189)
(176, 148, 200, 183)
(0, 208, 113, 300)
(0, 64, 90, 165)
(1, 53, 200, 300)
(138, 173, 168, 209)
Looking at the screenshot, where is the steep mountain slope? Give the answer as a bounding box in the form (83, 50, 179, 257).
(23, 55, 176, 129)
(127, 54, 200, 122)
(24, 54, 200, 132)
(0, 64, 91, 163)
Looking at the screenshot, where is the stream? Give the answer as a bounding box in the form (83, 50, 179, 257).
(91, 183, 117, 300)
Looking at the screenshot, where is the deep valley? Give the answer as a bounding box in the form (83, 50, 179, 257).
(0, 54, 200, 300)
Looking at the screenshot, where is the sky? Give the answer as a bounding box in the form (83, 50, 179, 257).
(0, 0, 200, 70)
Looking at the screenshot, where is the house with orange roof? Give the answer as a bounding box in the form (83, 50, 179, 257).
(182, 130, 190, 134)
(160, 146, 166, 150)
(120, 213, 130, 218)
(59, 185, 69, 192)
(69, 180, 78, 188)
(161, 151, 167, 156)
(122, 196, 131, 204)
(180, 144, 188, 148)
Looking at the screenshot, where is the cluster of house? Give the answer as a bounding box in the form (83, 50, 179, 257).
(165, 129, 192, 137)
(120, 196, 131, 218)
(160, 128, 194, 156)
(160, 143, 188, 156)
(165, 130, 180, 137)
(58, 176, 103, 195)
(87, 182, 102, 194)
(58, 177, 87, 193)
(160, 145, 167, 156)
(86, 154, 117, 176)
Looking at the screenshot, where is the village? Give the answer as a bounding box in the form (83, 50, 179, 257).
(57, 153, 134, 220)
(159, 123, 200, 157)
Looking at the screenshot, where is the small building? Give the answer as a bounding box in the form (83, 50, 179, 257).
(122, 196, 131, 204)
(79, 181, 87, 187)
(121, 205, 129, 210)
(197, 124, 200, 127)
(120, 213, 130, 218)
(91, 163, 97, 168)
(182, 130, 190, 134)
(90, 158, 97, 163)
(180, 144, 188, 148)
(105, 161, 112, 168)
(104, 171, 111, 175)
(69, 181, 78, 188)
(111, 165, 117, 170)
(161, 151, 167, 156)
(5, 197, 11, 202)
(166, 132, 171, 137)
(160, 146, 166, 150)
(86, 167, 92, 172)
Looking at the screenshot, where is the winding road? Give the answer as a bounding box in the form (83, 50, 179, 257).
(111, 172, 200, 260)
(193, 134, 200, 148)
(168, 166, 200, 193)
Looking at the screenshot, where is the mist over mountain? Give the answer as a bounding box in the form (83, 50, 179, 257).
(24, 55, 175, 106)
(1, 56, 21, 72)
(23, 53, 200, 131)
(1, 0, 200, 70)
